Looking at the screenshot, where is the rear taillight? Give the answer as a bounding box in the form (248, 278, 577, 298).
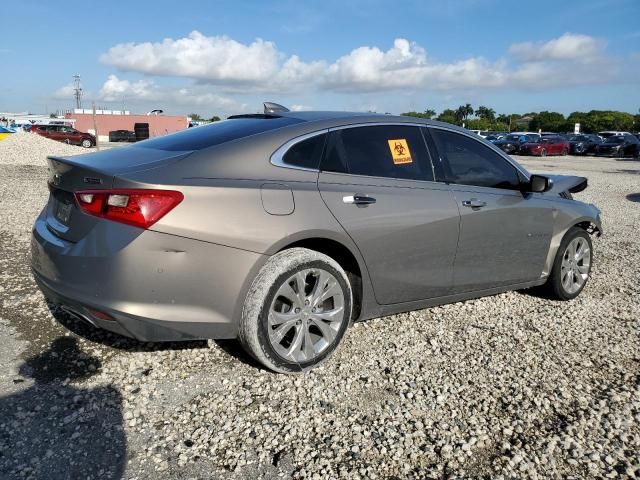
(74, 189, 183, 229)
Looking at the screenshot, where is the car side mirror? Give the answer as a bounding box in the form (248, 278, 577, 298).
(528, 174, 552, 193)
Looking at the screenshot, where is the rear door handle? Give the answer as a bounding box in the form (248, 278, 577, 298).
(343, 194, 377, 205)
(462, 199, 487, 208)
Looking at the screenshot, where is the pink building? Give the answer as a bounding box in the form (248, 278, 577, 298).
(65, 112, 188, 142)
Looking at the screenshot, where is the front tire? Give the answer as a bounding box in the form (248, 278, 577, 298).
(239, 248, 352, 373)
(81, 138, 93, 148)
(543, 227, 593, 300)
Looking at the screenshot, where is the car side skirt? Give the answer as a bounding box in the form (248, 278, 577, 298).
(359, 278, 548, 321)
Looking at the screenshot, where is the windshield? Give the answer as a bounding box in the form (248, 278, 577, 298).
(569, 135, 587, 141)
(604, 137, 624, 144)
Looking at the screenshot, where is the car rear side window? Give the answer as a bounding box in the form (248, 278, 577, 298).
(321, 125, 434, 181)
(430, 128, 520, 190)
(134, 117, 304, 151)
(282, 133, 327, 169)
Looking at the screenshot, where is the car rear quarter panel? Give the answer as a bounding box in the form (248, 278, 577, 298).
(115, 152, 378, 322)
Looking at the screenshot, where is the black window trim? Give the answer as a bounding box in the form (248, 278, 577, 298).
(427, 125, 530, 185)
(272, 122, 440, 183)
(325, 123, 436, 183)
(270, 129, 330, 172)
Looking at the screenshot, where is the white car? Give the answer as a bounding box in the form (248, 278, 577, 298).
(598, 131, 631, 139)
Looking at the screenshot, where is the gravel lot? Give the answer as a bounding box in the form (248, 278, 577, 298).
(0, 134, 638, 479)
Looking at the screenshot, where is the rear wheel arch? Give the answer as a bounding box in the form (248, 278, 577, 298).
(276, 237, 365, 322)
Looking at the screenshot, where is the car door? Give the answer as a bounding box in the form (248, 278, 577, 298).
(427, 127, 554, 292)
(317, 124, 460, 305)
(47, 125, 63, 142)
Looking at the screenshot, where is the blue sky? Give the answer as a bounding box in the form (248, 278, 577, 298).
(1, 0, 639, 117)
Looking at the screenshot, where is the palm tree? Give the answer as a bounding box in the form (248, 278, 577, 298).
(454, 104, 473, 125)
(423, 109, 437, 119)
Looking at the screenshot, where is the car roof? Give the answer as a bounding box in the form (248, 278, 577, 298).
(273, 110, 464, 132)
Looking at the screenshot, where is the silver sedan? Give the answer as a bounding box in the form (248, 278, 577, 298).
(32, 103, 602, 373)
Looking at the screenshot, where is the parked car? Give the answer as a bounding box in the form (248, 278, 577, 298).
(31, 105, 602, 373)
(109, 130, 137, 142)
(485, 133, 506, 143)
(519, 136, 570, 156)
(568, 134, 602, 155)
(33, 125, 95, 148)
(598, 131, 631, 139)
(0, 126, 15, 142)
(494, 133, 539, 154)
(594, 135, 640, 158)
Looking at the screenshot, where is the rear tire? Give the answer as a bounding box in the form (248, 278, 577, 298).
(239, 248, 352, 373)
(542, 227, 593, 300)
(540, 149, 547, 157)
(562, 148, 568, 156)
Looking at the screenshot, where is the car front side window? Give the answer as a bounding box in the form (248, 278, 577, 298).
(429, 128, 521, 190)
(321, 125, 434, 181)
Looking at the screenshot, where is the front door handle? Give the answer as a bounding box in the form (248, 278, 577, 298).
(343, 194, 377, 205)
(462, 199, 487, 208)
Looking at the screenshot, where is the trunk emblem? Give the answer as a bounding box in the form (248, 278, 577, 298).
(83, 177, 103, 185)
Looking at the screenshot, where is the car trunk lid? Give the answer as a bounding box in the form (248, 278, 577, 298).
(45, 148, 192, 242)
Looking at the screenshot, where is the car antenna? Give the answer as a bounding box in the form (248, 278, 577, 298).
(263, 102, 290, 114)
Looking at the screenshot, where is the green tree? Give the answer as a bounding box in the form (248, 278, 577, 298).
(437, 109, 459, 125)
(529, 111, 566, 132)
(475, 106, 496, 122)
(189, 113, 204, 121)
(455, 103, 474, 124)
(401, 109, 437, 119)
(210, 116, 221, 122)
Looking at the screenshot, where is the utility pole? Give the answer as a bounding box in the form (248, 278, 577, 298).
(73, 74, 83, 110)
(92, 101, 100, 151)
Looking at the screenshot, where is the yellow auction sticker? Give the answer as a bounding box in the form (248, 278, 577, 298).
(387, 139, 413, 165)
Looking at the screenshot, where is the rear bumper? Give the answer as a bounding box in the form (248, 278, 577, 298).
(31, 213, 266, 341)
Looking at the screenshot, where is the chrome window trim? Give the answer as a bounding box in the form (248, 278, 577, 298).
(270, 129, 329, 172)
(328, 122, 429, 131)
(270, 121, 530, 181)
(427, 124, 531, 180)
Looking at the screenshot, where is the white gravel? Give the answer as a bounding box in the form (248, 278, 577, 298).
(0, 144, 638, 479)
(0, 131, 88, 166)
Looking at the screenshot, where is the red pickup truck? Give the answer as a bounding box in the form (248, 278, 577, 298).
(32, 125, 95, 148)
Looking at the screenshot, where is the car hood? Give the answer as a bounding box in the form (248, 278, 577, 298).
(543, 174, 588, 194)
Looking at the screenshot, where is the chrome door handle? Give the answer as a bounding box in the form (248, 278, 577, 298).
(343, 194, 376, 205)
(462, 199, 487, 208)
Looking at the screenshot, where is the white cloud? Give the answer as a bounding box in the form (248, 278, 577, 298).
(99, 75, 154, 101)
(508, 33, 605, 62)
(53, 84, 77, 100)
(100, 32, 281, 84)
(56, 74, 244, 115)
(290, 104, 312, 111)
(99, 32, 616, 95)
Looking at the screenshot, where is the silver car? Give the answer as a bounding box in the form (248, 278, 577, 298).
(32, 103, 602, 373)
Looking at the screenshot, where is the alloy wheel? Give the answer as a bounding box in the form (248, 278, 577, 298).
(560, 237, 591, 294)
(268, 268, 346, 363)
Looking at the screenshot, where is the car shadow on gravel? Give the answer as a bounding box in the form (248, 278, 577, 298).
(213, 339, 269, 371)
(0, 337, 126, 479)
(48, 303, 209, 353)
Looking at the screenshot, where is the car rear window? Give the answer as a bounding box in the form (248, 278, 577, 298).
(133, 117, 304, 151)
